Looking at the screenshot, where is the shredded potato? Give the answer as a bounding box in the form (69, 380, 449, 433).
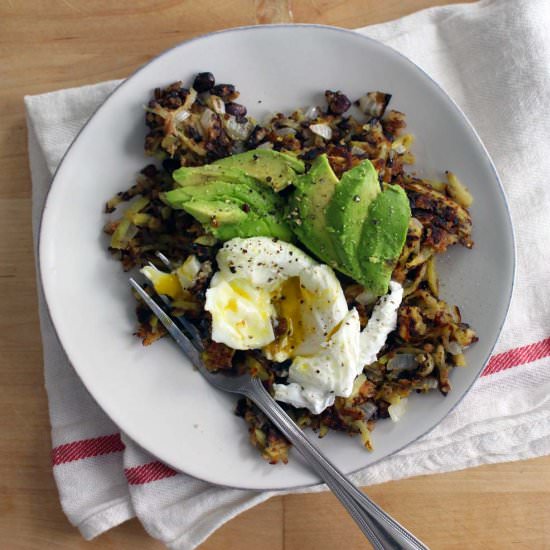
(103, 75, 477, 464)
(446, 171, 474, 208)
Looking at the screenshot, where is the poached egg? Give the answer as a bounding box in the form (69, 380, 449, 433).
(205, 237, 403, 415)
(205, 237, 348, 358)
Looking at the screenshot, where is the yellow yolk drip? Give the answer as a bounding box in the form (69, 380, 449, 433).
(265, 277, 305, 358)
(150, 273, 183, 300)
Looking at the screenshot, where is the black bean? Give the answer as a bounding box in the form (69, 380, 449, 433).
(326, 90, 352, 115)
(165, 95, 182, 108)
(245, 125, 268, 149)
(141, 164, 158, 178)
(300, 147, 324, 161)
(193, 72, 215, 93)
(211, 83, 236, 101)
(225, 102, 247, 118)
(162, 158, 181, 173)
(186, 126, 203, 142)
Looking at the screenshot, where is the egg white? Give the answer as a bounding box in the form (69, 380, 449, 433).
(205, 237, 348, 358)
(205, 237, 404, 415)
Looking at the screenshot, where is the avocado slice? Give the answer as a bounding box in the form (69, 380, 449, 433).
(287, 154, 344, 270)
(172, 165, 258, 188)
(163, 180, 282, 215)
(162, 179, 292, 242)
(180, 200, 248, 225)
(357, 185, 411, 295)
(180, 199, 292, 241)
(214, 149, 305, 192)
(326, 159, 380, 277)
(214, 215, 294, 242)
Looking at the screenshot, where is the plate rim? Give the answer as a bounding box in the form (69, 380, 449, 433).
(38, 23, 516, 490)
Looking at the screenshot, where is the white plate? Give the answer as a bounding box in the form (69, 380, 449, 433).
(39, 25, 515, 490)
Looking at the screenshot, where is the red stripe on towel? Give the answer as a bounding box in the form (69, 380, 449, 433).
(124, 461, 178, 485)
(481, 337, 550, 376)
(52, 433, 125, 465)
(51, 337, 550, 471)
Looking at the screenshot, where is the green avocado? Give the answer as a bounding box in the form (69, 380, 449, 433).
(163, 180, 282, 215)
(180, 200, 292, 241)
(172, 165, 258, 188)
(180, 200, 248, 225)
(288, 156, 410, 295)
(357, 185, 411, 295)
(214, 215, 293, 241)
(287, 154, 344, 270)
(213, 149, 305, 192)
(326, 159, 380, 277)
(162, 179, 292, 241)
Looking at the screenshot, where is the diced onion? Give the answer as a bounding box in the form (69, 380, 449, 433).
(200, 108, 216, 131)
(223, 115, 253, 140)
(446, 341, 463, 355)
(357, 92, 391, 118)
(309, 123, 332, 140)
(174, 110, 191, 123)
(207, 94, 226, 115)
(388, 397, 408, 422)
(256, 141, 274, 150)
(421, 377, 439, 390)
(362, 402, 377, 420)
(386, 354, 417, 372)
(351, 145, 367, 156)
(304, 106, 319, 120)
(274, 127, 296, 137)
(393, 144, 406, 154)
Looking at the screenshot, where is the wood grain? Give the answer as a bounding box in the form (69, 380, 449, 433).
(1, 1, 549, 549)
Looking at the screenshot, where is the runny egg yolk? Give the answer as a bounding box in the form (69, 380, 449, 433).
(149, 273, 182, 299)
(205, 237, 350, 358)
(141, 256, 201, 301)
(264, 277, 305, 359)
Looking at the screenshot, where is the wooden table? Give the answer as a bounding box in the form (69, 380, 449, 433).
(1, 1, 549, 548)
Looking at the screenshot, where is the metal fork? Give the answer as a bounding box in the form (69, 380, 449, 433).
(129, 271, 429, 550)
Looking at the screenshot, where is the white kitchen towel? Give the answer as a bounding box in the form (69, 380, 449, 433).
(25, 0, 550, 548)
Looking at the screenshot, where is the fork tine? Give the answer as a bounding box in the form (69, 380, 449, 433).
(129, 278, 202, 367)
(173, 314, 203, 350)
(155, 251, 173, 269)
(142, 258, 204, 349)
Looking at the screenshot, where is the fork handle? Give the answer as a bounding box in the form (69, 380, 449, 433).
(246, 378, 429, 550)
